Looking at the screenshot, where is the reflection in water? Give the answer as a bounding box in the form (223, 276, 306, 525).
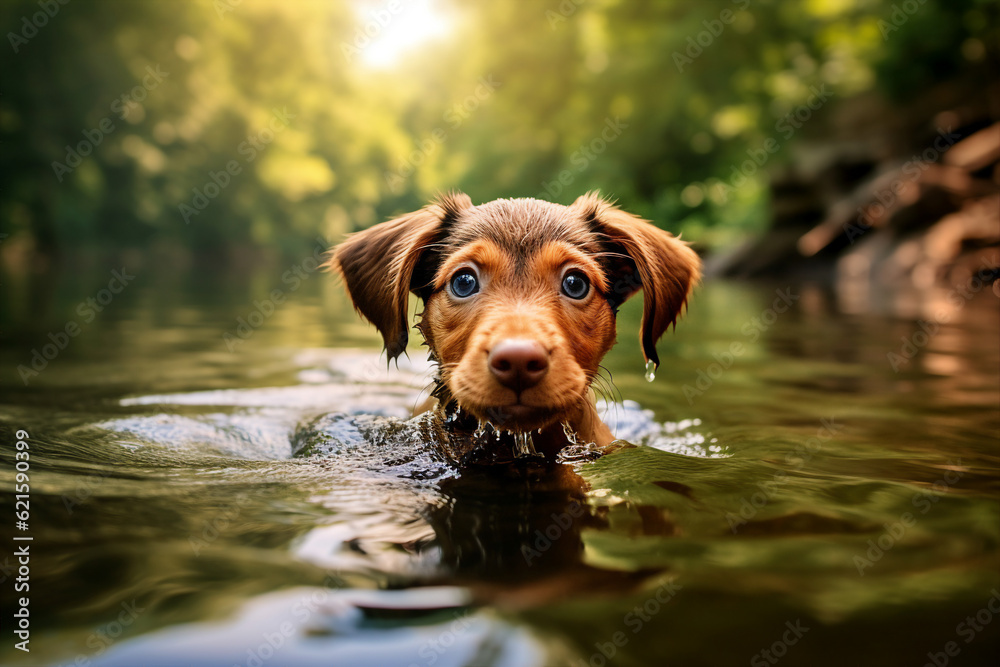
(430, 463, 597, 581)
(0, 263, 997, 666)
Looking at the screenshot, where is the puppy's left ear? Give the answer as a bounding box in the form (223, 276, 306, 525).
(573, 192, 701, 370)
(327, 192, 473, 360)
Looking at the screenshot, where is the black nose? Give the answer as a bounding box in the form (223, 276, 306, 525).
(488, 339, 550, 391)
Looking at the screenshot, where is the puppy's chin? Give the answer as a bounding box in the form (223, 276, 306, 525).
(452, 396, 564, 433)
(483, 405, 559, 432)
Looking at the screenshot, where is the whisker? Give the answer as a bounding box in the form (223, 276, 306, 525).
(410, 361, 443, 414)
(591, 379, 611, 407)
(598, 364, 624, 404)
(592, 365, 624, 428)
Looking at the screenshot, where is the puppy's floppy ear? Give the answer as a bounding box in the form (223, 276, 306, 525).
(573, 192, 701, 370)
(328, 192, 473, 360)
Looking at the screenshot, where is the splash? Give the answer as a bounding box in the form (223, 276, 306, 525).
(644, 360, 656, 382)
(560, 421, 579, 445)
(472, 420, 491, 439)
(512, 432, 538, 458)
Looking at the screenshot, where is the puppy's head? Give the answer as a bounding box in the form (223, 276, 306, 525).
(329, 192, 700, 433)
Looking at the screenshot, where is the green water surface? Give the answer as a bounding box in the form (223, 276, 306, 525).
(1, 260, 998, 667)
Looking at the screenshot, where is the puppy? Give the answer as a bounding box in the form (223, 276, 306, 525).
(329, 192, 699, 461)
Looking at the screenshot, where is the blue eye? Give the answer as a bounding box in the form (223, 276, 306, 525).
(450, 269, 479, 298)
(561, 271, 590, 300)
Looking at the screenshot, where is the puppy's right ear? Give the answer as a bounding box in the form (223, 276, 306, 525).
(327, 193, 472, 360)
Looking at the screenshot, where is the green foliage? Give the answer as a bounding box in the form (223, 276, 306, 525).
(0, 0, 993, 256)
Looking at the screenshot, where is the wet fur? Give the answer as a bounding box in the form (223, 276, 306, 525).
(328, 192, 700, 455)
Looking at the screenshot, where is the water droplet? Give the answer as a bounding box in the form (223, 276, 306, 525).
(644, 360, 656, 382)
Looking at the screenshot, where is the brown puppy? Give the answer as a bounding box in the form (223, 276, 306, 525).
(329, 192, 700, 460)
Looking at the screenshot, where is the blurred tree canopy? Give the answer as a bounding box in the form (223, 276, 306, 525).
(0, 0, 995, 258)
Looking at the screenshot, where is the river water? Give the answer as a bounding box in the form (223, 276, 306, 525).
(1, 259, 998, 666)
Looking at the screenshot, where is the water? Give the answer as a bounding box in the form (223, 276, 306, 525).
(1, 259, 998, 667)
